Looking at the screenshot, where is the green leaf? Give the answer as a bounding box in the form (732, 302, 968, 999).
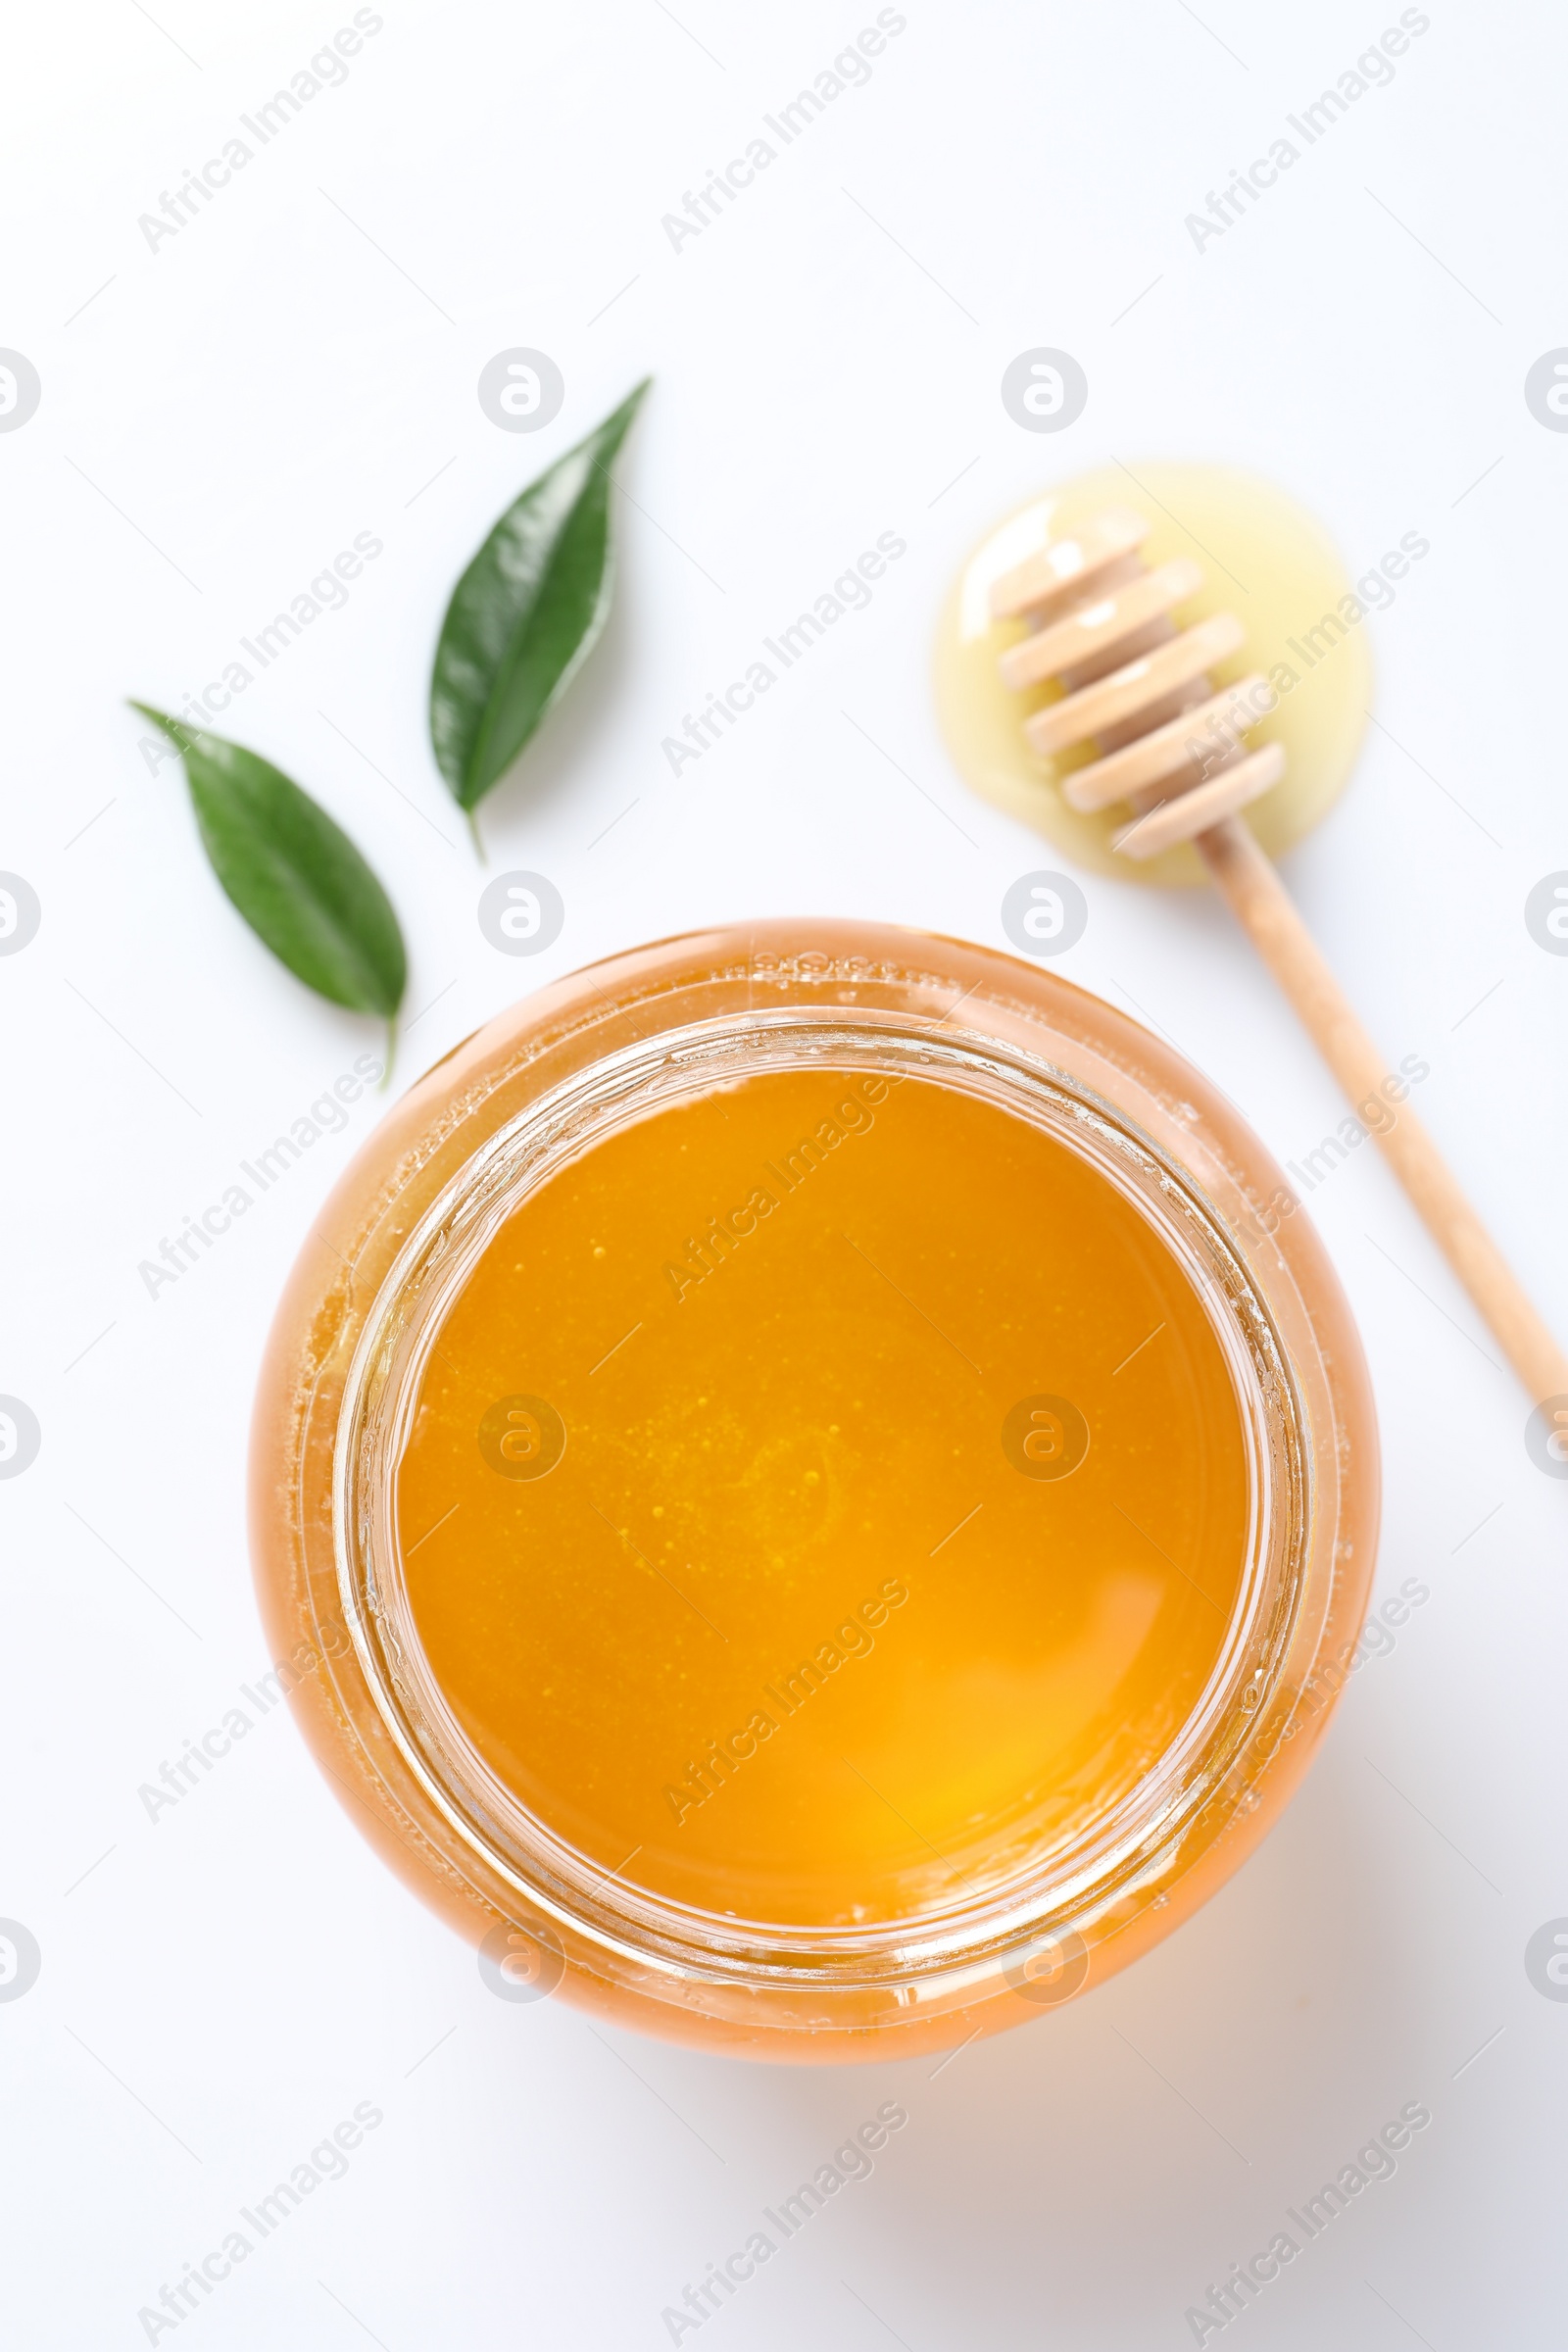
(131, 706, 407, 1021)
(430, 377, 650, 814)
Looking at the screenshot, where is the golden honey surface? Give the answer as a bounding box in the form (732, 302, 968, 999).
(395, 1067, 1251, 1929)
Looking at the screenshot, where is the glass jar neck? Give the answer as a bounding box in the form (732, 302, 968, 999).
(332, 1011, 1309, 1993)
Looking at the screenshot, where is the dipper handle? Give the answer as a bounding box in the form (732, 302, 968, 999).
(1199, 813, 1568, 1408)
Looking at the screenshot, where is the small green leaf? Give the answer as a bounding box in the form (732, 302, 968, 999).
(430, 377, 650, 815)
(131, 706, 407, 1023)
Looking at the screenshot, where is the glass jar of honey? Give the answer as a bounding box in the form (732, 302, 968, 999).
(250, 920, 1377, 2059)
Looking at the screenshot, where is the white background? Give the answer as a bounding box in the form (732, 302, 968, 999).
(3, 2, 1566, 2345)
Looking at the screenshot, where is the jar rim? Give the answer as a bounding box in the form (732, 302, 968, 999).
(332, 1004, 1310, 1991)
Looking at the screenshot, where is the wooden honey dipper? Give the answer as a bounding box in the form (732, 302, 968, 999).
(992, 506, 1568, 1415)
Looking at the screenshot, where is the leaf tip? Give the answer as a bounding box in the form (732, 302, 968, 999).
(129, 701, 193, 755)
